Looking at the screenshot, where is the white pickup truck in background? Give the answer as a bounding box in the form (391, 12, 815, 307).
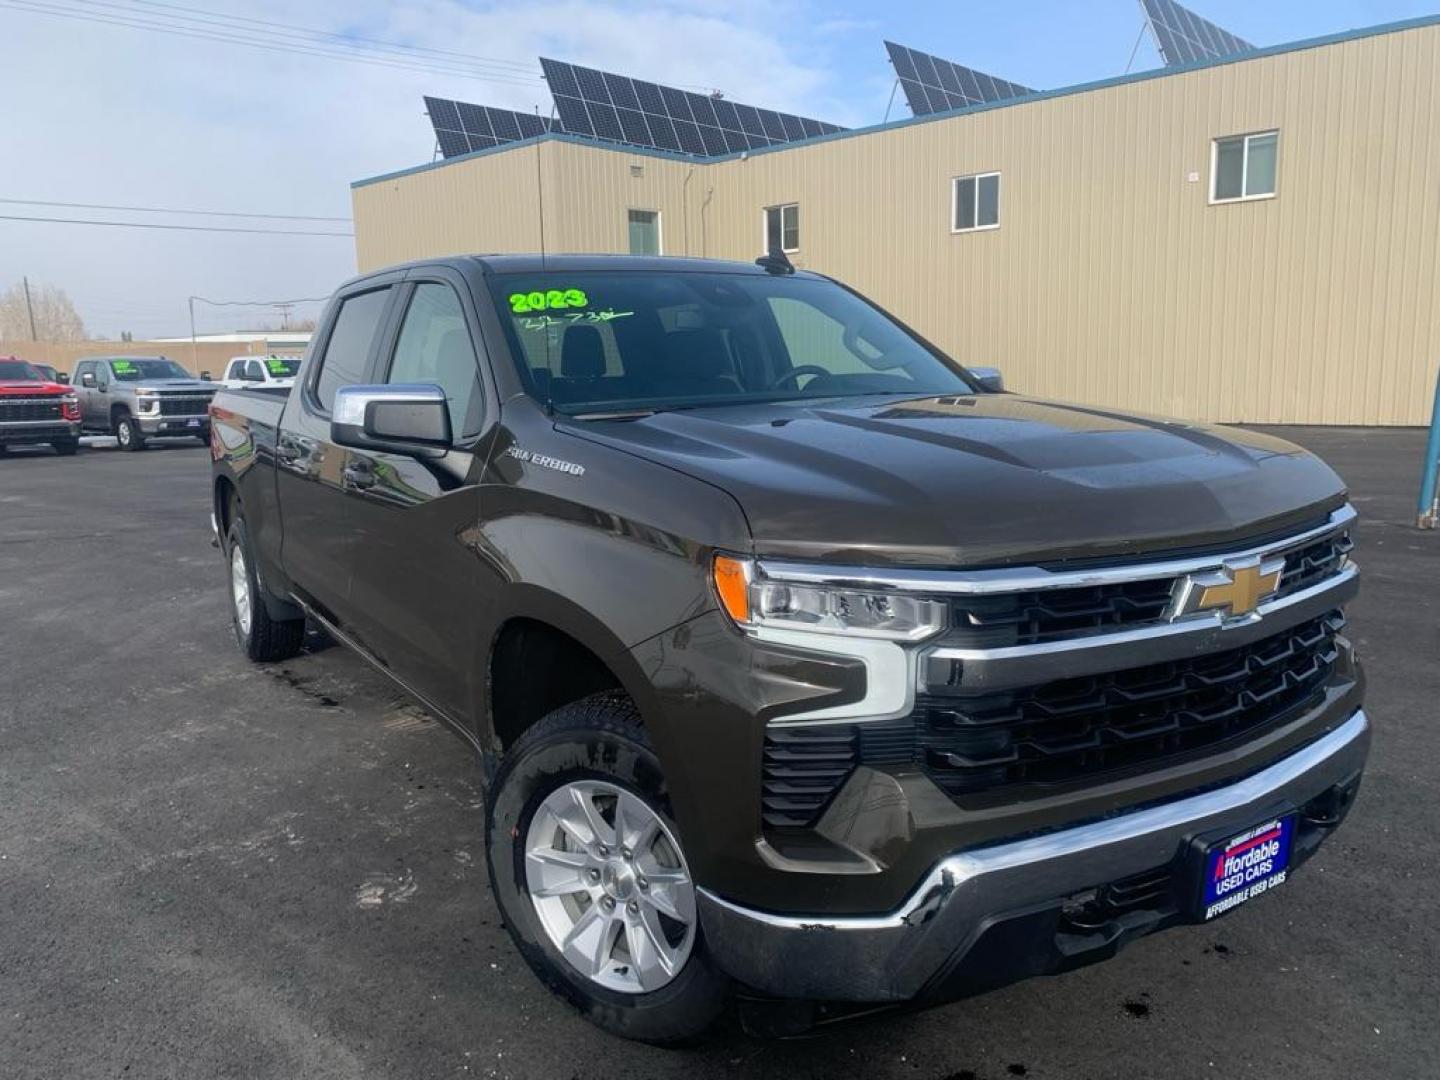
(219, 355, 303, 390)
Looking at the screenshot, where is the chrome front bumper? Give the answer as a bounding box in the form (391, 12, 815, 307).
(697, 709, 1370, 1002)
(138, 413, 209, 434)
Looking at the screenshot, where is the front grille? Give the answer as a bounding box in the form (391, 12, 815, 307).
(760, 612, 1345, 829)
(1278, 531, 1353, 598)
(0, 397, 63, 422)
(917, 610, 1342, 797)
(950, 578, 1175, 648)
(946, 526, 1352, 649)
(157, 394, 213, 416)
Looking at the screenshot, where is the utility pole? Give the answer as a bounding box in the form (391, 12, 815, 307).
(22, 276, 37, 340)
(276, 302, 294, 331)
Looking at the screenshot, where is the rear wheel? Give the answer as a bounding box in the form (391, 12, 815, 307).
(486, 694, 727, 1044)
(115, 413, 145, 451)
(226, 516, 305, 662)
(51, 438, 80, 456)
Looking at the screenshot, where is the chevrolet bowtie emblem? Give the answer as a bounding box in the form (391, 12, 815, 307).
(1170, 557, 1285, 621)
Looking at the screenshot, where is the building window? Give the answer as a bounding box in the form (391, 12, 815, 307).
(628, 209, 661, 255)
(1212, 131, 1278, 202)
(764, 203, 799, 253)
(953, 172, 1000, 232)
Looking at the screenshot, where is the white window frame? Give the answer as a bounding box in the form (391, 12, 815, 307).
(626, 207, 663, 255)
(951, 171, 1002, 233)
(1210, 130, 1279, 204)
(763, 203, 800, 253)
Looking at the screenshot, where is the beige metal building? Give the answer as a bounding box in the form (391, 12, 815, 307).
(352, 16, 1440, 426)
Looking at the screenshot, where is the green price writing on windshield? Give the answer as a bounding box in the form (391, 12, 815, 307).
(112, 361, 136, 373)
(509, 288, 588, 314)
(266, 359, 291, 374)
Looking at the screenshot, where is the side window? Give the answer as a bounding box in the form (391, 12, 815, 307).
(246, 360, 265, 381)
(96, 362, 111, 388)
(764, 203, 799, 253)
(953, 172, 1001, 232)
(387, 283, 483, 439)
(314, 288, 391, 411)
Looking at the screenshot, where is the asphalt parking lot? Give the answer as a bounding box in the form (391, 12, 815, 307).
(2, 428, 1437, 1079)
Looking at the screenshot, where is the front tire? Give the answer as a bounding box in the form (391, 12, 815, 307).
(226, 516, 305, 662)
(115, 413, 145, 451)
(486, 693, 727, 1044)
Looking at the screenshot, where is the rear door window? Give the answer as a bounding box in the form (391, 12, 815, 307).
(313, 288, 391, 411)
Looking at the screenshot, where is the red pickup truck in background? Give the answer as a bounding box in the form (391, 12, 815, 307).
(0, 357, 82, 456)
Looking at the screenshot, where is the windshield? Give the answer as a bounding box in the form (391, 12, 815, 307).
(486, 271, 976, 415)
(109, 359, 192, 381)
(0, 360, 42, 381)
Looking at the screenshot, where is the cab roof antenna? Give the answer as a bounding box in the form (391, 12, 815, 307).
(756, 246, 794, 275)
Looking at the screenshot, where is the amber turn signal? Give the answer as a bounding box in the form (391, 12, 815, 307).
(711, 555, 751, 624)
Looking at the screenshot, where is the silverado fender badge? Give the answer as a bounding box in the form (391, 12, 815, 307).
(504, 445, 585, 477)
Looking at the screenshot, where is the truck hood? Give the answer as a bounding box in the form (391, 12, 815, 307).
(0, 379, 69, 396)
(559, 393, 1348, 567)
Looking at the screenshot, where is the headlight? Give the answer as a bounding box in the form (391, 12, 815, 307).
(712, 554, 945, 641)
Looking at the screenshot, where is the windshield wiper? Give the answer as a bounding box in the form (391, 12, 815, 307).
(569, 407, 660, 421)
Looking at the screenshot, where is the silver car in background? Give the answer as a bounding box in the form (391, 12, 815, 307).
(71, 356, 217, 450)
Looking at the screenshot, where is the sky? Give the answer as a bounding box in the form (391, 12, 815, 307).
(0, 0, 1433, 339)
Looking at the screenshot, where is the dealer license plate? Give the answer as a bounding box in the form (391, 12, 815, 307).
(187, 418, 201, 428)
(1201, 815, 1294, 921)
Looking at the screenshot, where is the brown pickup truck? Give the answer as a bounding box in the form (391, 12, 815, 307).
(210, 254, 1367, 1042)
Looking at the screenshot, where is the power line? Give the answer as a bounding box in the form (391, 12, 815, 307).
(0, 197, 351, 222)
(191, 295, 330, 306)
(0, 0, 538, 83)
(0, 0, 544, 86)
(0, 213, 353, 237)
(65, 0, 537, 79)
(98, 0, 538, 73)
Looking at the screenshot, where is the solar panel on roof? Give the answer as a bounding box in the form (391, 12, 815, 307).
(424, 96, 553, 159)
(538, 57, 843, 157)
(883, 41, 1035, 117)
(1140, 0, 1254, 66)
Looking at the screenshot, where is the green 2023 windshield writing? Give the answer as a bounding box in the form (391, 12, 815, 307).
(509, 288, 588, 313)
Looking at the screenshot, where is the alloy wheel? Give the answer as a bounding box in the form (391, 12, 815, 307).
(230, 544, 252, 636)
(524, 779, 696, 994)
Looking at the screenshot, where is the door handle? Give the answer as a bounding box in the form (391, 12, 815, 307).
(342, 461, 376, 490)
(276, 443, 301, 464)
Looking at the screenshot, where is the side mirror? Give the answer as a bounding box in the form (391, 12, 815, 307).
(200, 371, 213, 381)
(81, 372, 96, 387)
(331, 384, 451, 457)
(969, 365, 1004, 392)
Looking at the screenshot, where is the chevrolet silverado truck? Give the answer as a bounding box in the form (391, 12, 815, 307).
(72, 356, 216, 450)
(209, 255, 1367, 1043)
(0, 357, 81, 455)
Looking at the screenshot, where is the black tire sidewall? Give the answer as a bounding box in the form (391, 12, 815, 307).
(486, 707, 726, 1042)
